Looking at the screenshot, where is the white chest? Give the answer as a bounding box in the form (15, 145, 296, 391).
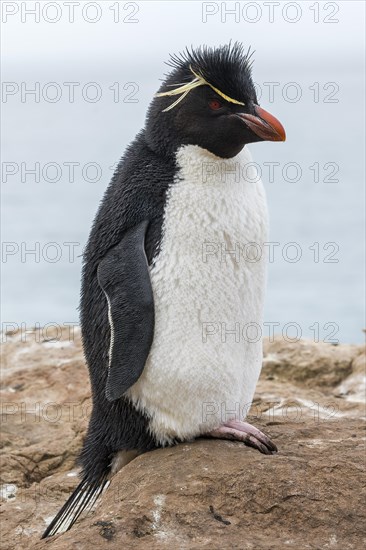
(127, 145, 269, 444)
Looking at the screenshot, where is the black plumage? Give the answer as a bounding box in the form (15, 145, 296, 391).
(165, 41, 256, 105)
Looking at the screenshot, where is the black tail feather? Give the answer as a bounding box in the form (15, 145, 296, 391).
(41, 474, 110, 539)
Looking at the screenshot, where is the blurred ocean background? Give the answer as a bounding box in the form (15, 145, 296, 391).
(1, 1, 365, 343)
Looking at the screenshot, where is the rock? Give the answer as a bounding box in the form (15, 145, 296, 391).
(1, 326, 90, 487)
(262, 337, 362, 390)
(0, 327, 365, 549)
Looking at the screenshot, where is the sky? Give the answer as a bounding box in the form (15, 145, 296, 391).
(1, 1, 365, 66)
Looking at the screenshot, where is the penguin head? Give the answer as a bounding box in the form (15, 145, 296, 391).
(145, 42, 286, 159)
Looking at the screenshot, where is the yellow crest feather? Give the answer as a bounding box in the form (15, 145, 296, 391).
(155, 65, 245, 111)
(189, 67, 245, 106)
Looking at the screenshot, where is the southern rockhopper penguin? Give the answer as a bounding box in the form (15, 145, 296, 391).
(42, 42, 286, 538)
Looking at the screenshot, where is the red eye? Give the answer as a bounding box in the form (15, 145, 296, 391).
(209, 99, 222, 110)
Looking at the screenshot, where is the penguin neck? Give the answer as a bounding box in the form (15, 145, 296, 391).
(174, 144, 255, 188)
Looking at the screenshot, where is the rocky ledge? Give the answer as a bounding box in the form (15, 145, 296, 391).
(1, 327, 365, 549)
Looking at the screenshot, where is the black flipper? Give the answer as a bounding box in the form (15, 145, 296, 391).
(41, 474, 109, 539)
(97, 220, 154, 401)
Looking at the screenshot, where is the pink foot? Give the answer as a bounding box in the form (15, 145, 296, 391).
(206, 420, 277, 455)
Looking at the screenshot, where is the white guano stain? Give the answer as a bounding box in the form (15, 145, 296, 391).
(151, 494, 166, 533)
(0, 484, 17, 501)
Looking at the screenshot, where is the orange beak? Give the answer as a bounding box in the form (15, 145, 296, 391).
(237, 105, 286, 142)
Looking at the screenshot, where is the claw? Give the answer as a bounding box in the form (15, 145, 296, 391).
(205, 420, 278, 455)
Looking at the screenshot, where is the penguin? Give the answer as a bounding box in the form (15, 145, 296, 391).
(42, 42, 286, 538)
